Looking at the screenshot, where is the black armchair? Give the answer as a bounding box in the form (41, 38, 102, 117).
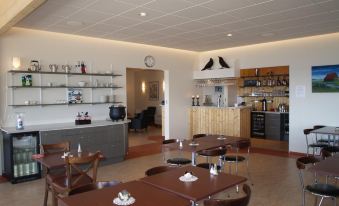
(128, 111, 148, 131)
(144, 106, 156, 126)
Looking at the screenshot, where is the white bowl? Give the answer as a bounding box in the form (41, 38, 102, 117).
(78, 81, 86, 87)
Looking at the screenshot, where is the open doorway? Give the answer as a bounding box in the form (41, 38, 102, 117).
(126, 68, 164, 148)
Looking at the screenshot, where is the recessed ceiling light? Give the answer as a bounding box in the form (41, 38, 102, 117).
(139, 12, 147, 17)
(66, 21, 83, 26)
(227, 33, 233, 37)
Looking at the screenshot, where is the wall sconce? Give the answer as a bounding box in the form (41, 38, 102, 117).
(12, 57, 21, 69)
(162, 80, 165, 92)
(141, 81, 146, 93)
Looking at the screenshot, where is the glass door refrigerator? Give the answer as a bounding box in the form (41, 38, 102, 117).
(2, 131, 41, 183)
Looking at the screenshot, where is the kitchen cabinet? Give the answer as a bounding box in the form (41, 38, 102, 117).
(237, 66, 289, 111)
(7, 70, 123, 106)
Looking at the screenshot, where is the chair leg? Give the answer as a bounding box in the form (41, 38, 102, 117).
(43, 181, 49, 206)
(302, 189, 305, 206)
(317, 197, 323, 206)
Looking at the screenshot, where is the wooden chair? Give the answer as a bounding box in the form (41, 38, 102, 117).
(296, 156, 339, 206)
(145, 165, 176, 176)
(196, 146, 227, 171)
(204, 184, 251, 206)
(40, 141, 70, 206)
(68, 180, 121, 195)
(162, 139, 191, 166)
(50, 152, 101, 206)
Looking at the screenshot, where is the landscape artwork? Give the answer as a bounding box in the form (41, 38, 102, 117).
(312, 64, 339, 93)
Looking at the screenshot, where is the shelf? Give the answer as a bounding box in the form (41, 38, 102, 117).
(8, 86, 123, 89)
(240, 74, 288, 78)
(239, 85, 288, 88)
(8, 102, 123, 107)
(239, 95, 289, 97)
(8, 70, 122, 77)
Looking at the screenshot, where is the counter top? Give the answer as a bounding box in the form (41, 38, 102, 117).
(191, 106, 251, 109)
(251, 111, 289, 114)
(1, 119, 130, 134)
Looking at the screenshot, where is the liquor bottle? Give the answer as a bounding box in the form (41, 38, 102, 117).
(277, 77, 281, 86)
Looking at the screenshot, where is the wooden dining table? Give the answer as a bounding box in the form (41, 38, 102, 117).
(58, 180, 191, 206)
(163, 135, 249, 165)
(140, 165, 247, 204)
(308, 154, 339, 177)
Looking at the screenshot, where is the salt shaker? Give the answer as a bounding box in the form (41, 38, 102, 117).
(77, 143, 82, 153)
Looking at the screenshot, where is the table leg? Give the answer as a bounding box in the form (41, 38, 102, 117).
(191, 152, 196, 166)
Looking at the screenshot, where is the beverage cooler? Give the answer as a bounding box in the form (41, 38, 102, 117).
(2, 131, 41, 183)
(251, 112, 265, 138)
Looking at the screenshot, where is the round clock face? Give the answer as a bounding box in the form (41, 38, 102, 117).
(144, 55, 155, 67)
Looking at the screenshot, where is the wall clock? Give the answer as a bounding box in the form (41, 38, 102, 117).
(144, 55, 155, 68)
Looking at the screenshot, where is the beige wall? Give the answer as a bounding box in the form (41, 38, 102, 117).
(199, 32, 339, 153)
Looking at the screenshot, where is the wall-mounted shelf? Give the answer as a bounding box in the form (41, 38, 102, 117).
(7, 68, 123, 106)
(8, 70, 122, 77)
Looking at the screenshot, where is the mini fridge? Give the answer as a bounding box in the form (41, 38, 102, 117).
(2, 131, 41, 183)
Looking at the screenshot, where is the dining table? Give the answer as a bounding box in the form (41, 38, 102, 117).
(58, 180, 191, 206)
(140, 165, 247, 205)
(163, 135, 249, 165)
(308, 154, 339, 177)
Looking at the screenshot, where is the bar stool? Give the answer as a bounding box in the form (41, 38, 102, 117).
(162, 139, 191, 166)
(304, 128, 328, 156)
(223, 139, 253, 188)
(196, 146, 227, 171)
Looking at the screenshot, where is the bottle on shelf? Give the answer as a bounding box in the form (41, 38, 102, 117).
(16, 114, 24, 130)
(277, 77, 281, 86)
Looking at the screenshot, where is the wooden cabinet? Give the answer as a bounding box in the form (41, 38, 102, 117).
(189, 107, 251, 138)
(237, 66, 289, 111)
(40, 124, 128, 163)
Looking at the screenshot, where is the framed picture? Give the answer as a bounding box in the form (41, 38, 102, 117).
(148, 81, 159, 101)
(68, 89, 83, 103)
(312, 64, 339, 93)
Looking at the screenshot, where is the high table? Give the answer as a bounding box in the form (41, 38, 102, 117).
(163, 135, 248, 165)
(310, 126, 339, 144)
(140, 165, 247, 205)
(58, 180, 191, 206)
(308, 154, 339, 177)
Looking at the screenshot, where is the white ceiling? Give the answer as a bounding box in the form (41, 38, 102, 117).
(15, 0, 339, 51)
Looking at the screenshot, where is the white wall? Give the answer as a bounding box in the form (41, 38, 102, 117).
(199, 32, 339, 153)
(0, 28, 197, 140)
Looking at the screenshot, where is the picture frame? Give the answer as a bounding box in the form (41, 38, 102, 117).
(148, 81, 159, 101)
(68, 89, 83, 103)
(312, 64, 339, 93)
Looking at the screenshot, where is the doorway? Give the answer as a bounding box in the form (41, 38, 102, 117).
(126, 68, 164, 148)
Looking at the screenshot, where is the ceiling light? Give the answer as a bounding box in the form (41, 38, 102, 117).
(139, 12, 147, 17)
(227, 33, 232, 37)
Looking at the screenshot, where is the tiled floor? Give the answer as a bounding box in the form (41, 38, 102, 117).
(0, 129, 337, 206)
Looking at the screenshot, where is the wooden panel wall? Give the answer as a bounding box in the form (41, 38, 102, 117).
(189, 107, 251, 138)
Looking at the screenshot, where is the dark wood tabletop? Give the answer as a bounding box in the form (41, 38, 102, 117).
(32, 151, 103, 170)
(140, 165, 247, 202)
(308, 154, 339, 177)
(310, 126, 339, 135)
(163, 135, 248, 152)
(58, 180, 191, 206)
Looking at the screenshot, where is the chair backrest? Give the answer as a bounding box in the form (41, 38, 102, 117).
(146, 106, 156, 115)
(40, 141, 70, 154)
(198, 147, 227, 157)
(204, 184, 251, 206)
(64, 152, 101, 190)
(69, 180, 121, 196)
(145, 165, 176, 176)
(193, 134, 207, 139)
(296, 156, 319, 188)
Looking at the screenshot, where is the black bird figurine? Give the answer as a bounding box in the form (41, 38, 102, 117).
(218, 56, 230, 69)
(201, 58, 214, 71)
